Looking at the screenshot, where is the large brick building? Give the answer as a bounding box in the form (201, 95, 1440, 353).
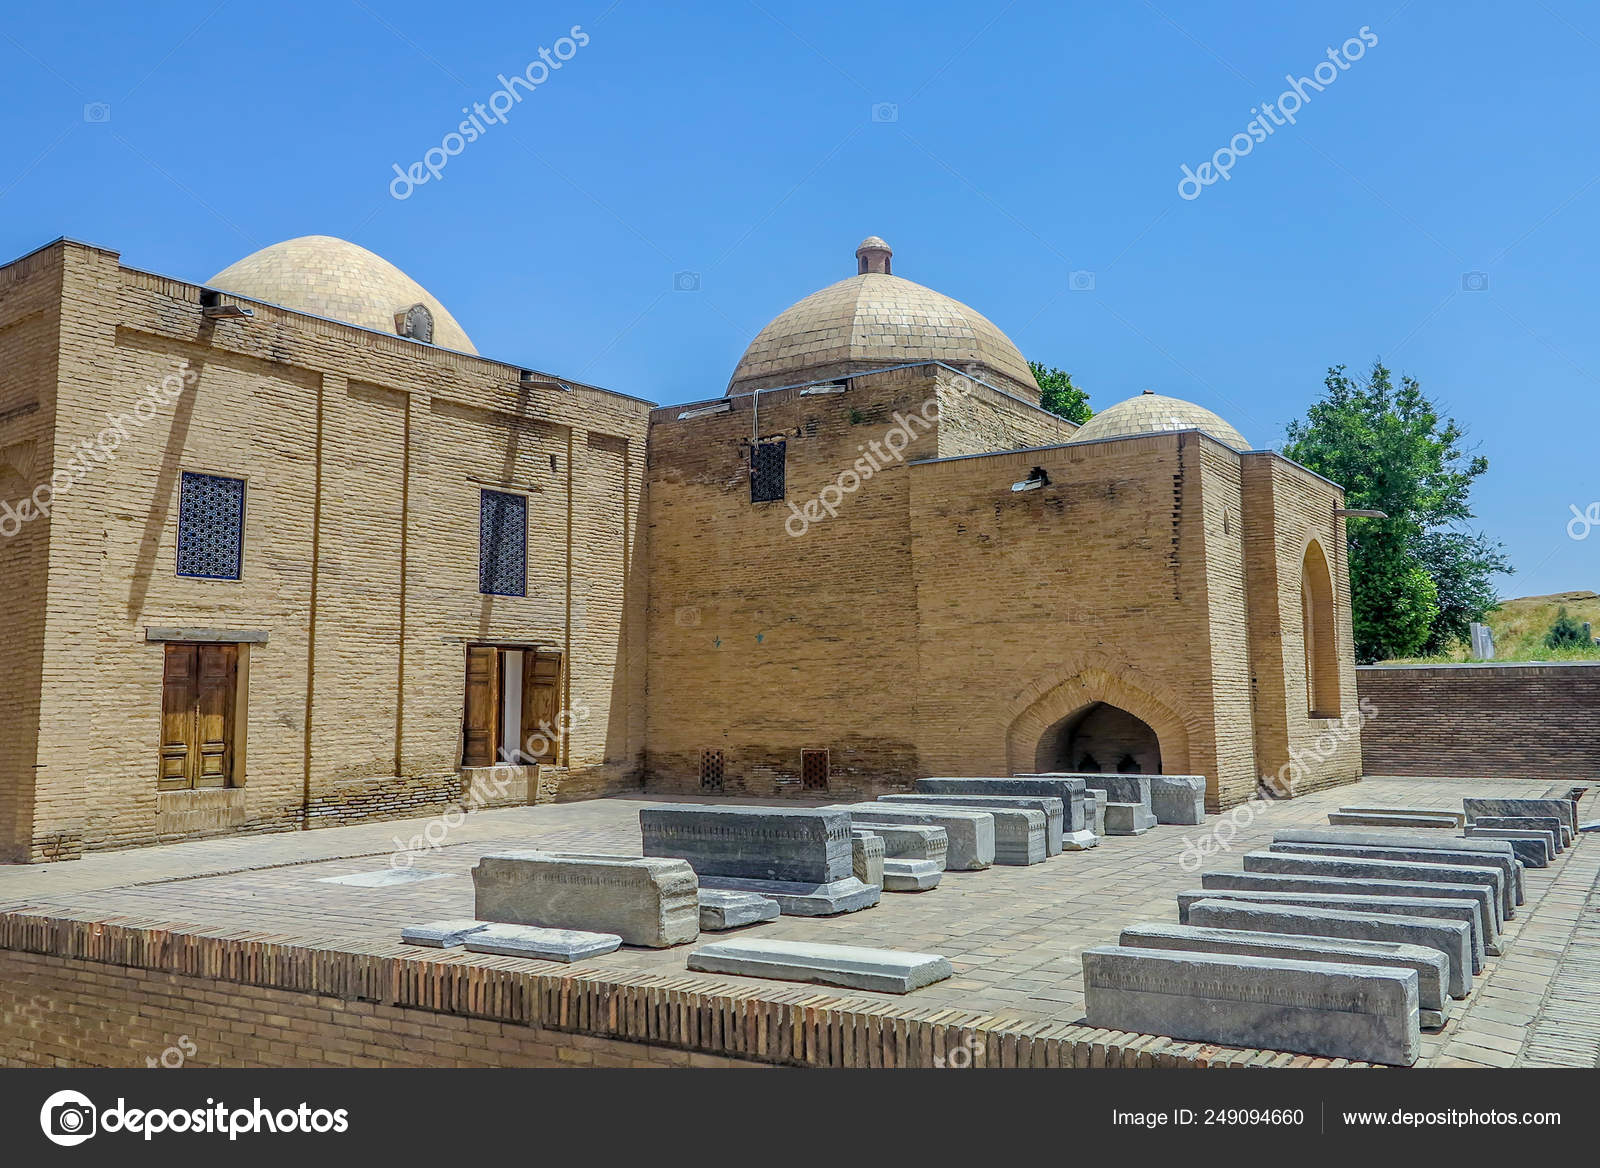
(0, 233, 1358, 861)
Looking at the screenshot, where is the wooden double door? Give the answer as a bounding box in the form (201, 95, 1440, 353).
(159, 643, 238, 790)
(462, 645, 562, 768)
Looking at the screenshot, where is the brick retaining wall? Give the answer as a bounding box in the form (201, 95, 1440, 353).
(0, 912, 1359, 1069)
(1357, 662, 1600, 780)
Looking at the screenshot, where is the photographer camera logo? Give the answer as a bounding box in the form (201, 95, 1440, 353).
(41, 1089, 97, 1147)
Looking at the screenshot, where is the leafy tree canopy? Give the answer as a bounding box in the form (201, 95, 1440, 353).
(1284, 360, 1510, 661)
(1030, 362, 1092, 424)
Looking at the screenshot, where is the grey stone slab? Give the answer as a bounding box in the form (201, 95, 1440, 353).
(881, 858, 941, 891)
(1463, 828, 1552, 868)
(640, 804, 852, 884)
(880, 793, 1063, 854)
(462, 923, 622, 962)
(1178, 889, 1485, 971)
(1117, 921, 1450, 1021)
(1197, 869, 1498, 952)
(1328, 811, 1460, 829)
(1149, 775, 1207, 825)
(917, 776, 1089, 834)
(851, 831, 885, 887)
(1269, 840, 1518, 916)
(1074, 774, 1153, 810)
(1581, 820, 1600, 833)
(1271, 829, 1523, 907)
(1464, 797, 1576, 833)
(1185, 898, 1473, 999)
(472, 851, 699, 947)
(857, 823, 948, 869)
(1087, 789, 1106, 837)
(697, 875, 880, 916)
(1104, 802, 1156, 835)
(698, 889, 780, 930)
(831, 805, 992, 870)
(851, 802, 1047, 867)
(400, 919, 489, 948)
(1244, 850, 1506, 935)
(1082, 945, 1420, 1066)
(687, 938, 953, 993)
(1338, 805, 1466, 827)
(1471, 816, 1563, 851)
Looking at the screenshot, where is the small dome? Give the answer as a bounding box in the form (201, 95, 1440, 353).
(1070, 390, 1249, 450)
(208, 236, 476, 354)
(726, 237, 1034, 395)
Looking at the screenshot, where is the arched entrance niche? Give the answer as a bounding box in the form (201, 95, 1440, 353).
(1003, 663, 1194, 780)
(1035, 702, 1162, 774)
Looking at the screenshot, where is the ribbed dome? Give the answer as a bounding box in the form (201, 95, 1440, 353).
(726, 238, 1033, 395)
(1069, 391, 1249, 450)
(207, 236, 476, 354)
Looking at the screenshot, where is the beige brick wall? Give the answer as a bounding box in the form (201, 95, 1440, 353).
(7, 241, 651, 858)
(0, 246, 63, 861)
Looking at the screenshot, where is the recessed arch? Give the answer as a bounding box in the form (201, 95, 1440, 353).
(1035, 702, 1162, 774)
(1301, 538, 1340, 717)
(1004, 660, 1194, 782)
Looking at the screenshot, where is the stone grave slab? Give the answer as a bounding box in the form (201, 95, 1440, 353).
(882, 858, 941, 891)
(688, 938, 952, 993)
(1244, 850, 1505, 934)
(1178, 889, 1485, 970)
(1196, 869, 1497, 951)
(1338, 805, 1466, 827)
(1470, 816, 1563, 852)
(1185, 899, 1472, 998)
(640, 805, 853, 884)
(1149, 775, 1207, 825)
(400, 919, 489, 948)
(916, 777, 1093, 842)
(463, 923, 622, 962)
(1268, 839, 1518, 915)
(698, 889, 781, 930)
(1328, 811, 1459, 829)
(1463, 827, 1551, 867)
(472, 851, 700, 947)
(880, 793, 1063, 855)
(1464, 797, 1575, 834)
(1082, 945, 1419, 1066)
(697, 875, 879, 916)
(859, 823, 948, 869)
(851, 830, 885, 887)
(1118, 921, 1449, 1026)
(832, 805, 993, 869)
(1104, 802, 1155, 835)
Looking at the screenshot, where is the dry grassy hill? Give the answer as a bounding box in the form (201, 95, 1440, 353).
(1386, 590, 1600, 663)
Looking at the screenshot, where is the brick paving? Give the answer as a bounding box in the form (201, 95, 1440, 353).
(0, 776, 1593, 1068)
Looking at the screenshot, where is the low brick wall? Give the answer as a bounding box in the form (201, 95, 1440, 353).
(1357, 662, 1600, 780)
(0, 912, 1360, 1069)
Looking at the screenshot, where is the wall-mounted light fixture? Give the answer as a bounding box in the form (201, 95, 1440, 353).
(1011, 466, 1050, 492)
(199, 289, 254, 321)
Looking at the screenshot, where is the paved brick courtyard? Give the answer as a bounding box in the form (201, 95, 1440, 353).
(1, 776, 1594, 1068)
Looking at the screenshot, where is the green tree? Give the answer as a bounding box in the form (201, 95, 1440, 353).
(1030, 362, 1092, 424)
(1544, 607, 1590, 650)
(1284, 360, 1510, 662)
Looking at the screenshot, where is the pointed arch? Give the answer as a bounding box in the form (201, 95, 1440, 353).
(1004, 658, 1195, 779)
(1301, 538, 1339, 717)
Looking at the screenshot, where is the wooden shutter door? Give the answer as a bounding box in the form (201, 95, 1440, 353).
(462, 646, 499, 767)
(159, 645, 198, 790)
(194, 644, 237, 787)
(521, 651, 562, 763)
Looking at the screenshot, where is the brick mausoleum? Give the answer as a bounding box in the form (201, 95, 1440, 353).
(0, 233, 1360, 862)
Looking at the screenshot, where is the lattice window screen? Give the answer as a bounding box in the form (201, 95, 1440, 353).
(479, 489, 528, 597)
(176, 472, 246, 580)
(750, 439, 786, 503)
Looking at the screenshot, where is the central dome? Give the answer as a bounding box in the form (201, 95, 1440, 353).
(208, 236, 476, 354)
(1069, 390, 1250, 450)
(726, 237, 1033, 395)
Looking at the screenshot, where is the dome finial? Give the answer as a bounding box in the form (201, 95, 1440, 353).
(856, 236, 892, 275)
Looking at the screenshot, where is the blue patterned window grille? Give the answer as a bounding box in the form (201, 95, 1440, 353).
(479, 489, 527, 596)
(176, 472, 246, 580)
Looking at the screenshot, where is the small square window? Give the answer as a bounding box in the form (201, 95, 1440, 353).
(479, 489, 527, 596)
(176, 472, 246, 580)
(750, 439, 786, 503)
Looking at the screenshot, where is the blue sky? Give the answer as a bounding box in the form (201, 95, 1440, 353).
(2, 1, 1596, 597)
